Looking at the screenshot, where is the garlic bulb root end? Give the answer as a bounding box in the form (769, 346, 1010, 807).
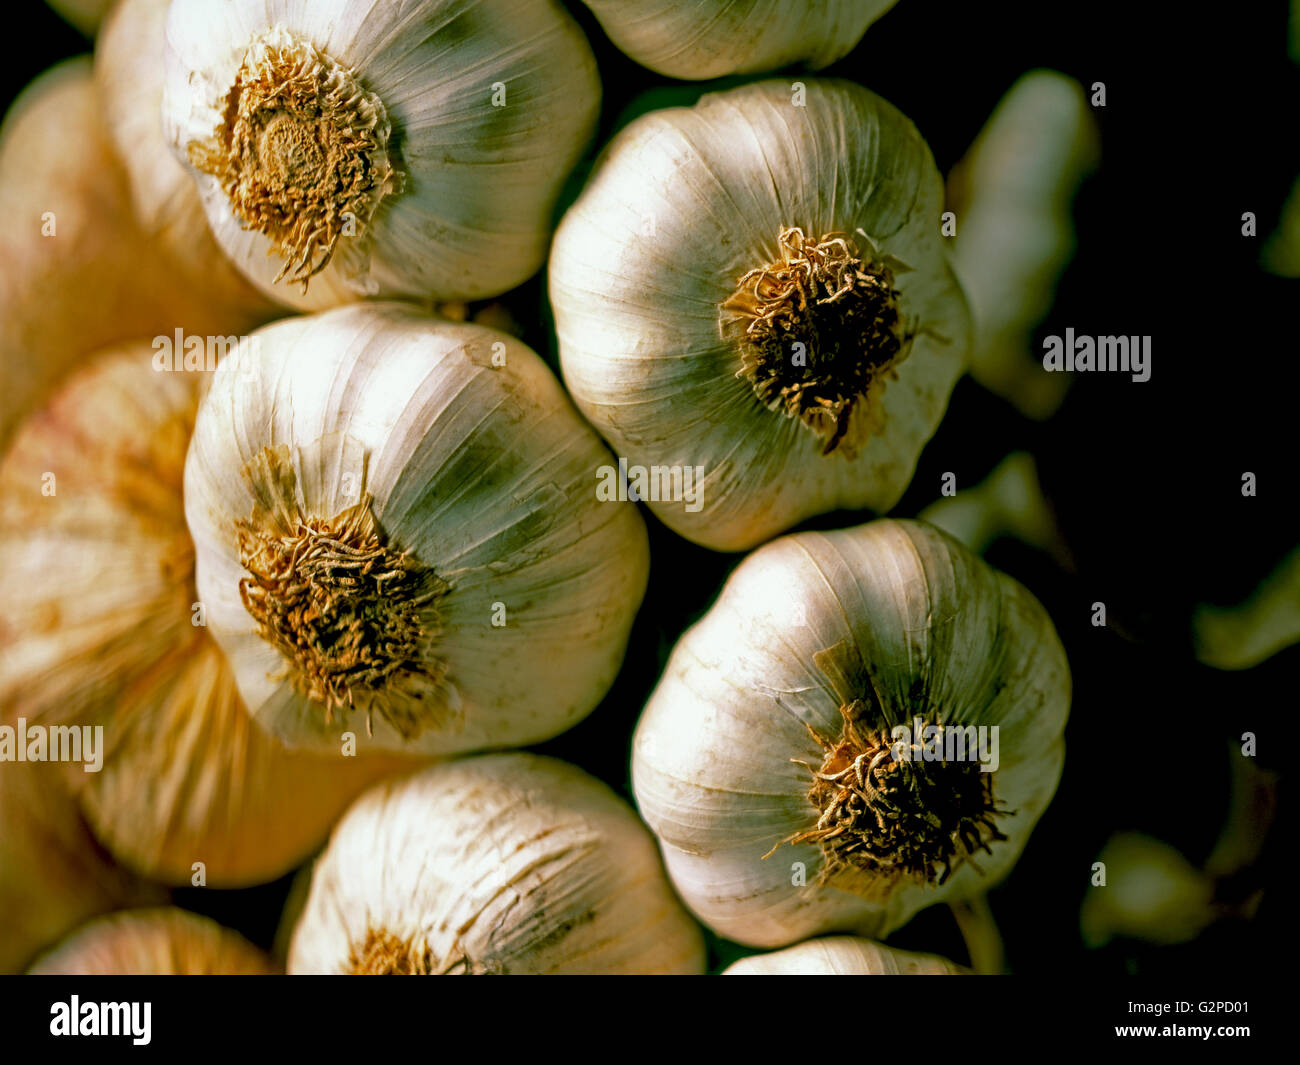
(187, 27, 401, 291)
(236, 444, 453, 740)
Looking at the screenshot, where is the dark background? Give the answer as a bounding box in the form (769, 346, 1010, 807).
(5, 0, 1291, 974)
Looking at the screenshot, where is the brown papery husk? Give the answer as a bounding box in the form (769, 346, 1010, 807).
(0, 344, 423, 888)
(29, 907, 277, 975)
(0, 57, 278, 449)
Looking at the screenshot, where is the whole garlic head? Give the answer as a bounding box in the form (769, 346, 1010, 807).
(184, 303, 649, 756)
(161, 0, 600, 310)
(289, 753, 706, 974)
(550, 79, 969, 551)
(580, 0, 898, 80)
(632, 518, 1070, 947)
(725, 935, 965, 975)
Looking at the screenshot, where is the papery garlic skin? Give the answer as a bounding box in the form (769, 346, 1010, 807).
(289, 753, 705, 975)
(581, 0, 897, 80)
(0, 345, 415, 888)
(184, 303, 649, 755)
(633, 518, 1069, 948)
(725, 936, 965, 975)
(30, 908, 276, 975)
(95, 0, 280, 333)
(550, 80, 969, 551)
(161, 0, 600, 310)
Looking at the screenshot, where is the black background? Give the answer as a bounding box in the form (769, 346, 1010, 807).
(2, 0, 1291, 977)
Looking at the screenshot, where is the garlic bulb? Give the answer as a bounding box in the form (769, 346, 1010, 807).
(632, 518, 1070, 947)
(580, 1, 898, 80)
(550, 79, 969, 551)
(725, 936, 965, 975)
(0, 751, 166, 974)
(95, 0, 281, 333)
(0, 58, 266, 448)
(289, 753, 705, 974)
(948, 71, 1099, 420)
(30, 908, 276, 975)
(0, 344, 415, 888)
(161, 0, 599, 310)
(184, 303, 649, 755)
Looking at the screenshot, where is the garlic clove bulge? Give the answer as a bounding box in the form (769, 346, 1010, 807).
(29, 908, 277, 975)
(184, 303, 650, 755)
(0, 343, 418, 888)
(550, 79, 970, 551)
(289, 753, 705, 974)
(161, 0, 601, 310)
(724, 935, 966, 975)
(632, 518, 1070, 948)
(580, 0, 899, 81)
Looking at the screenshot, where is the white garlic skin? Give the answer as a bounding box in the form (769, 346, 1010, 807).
(581, 0, 898, 80)
(161, 0, 600, 310)
(632, 518, 1069, 948)
(289, 753, 706, 974)
(725, 936, 965, 975)
(550, 79, 969, 551)
(184, 303, 649, 756)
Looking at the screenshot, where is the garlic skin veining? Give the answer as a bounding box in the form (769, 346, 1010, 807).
(580, 0, 898, 80)
(724, 935, 965, 975)
(0, 344, 414, 889)
(289, 753, 706, 974)
(632, 518, 1069, 948)
(161, 0, 600, 310)
(550, 79, 969, 551)
(184, 303, 649, 755)
(30, 908, 276, 975)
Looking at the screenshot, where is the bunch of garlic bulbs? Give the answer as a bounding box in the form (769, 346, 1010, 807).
(633, 518, 1070, 947)
(161, 0, 599, 310)
(0, 344, 414, 888)
(30, 908, 275, 975)
(551, 79, 969, 550)
(580, 0, 898, 80)
(184, 303, 649, 755)
(289, 753, 705, 974)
